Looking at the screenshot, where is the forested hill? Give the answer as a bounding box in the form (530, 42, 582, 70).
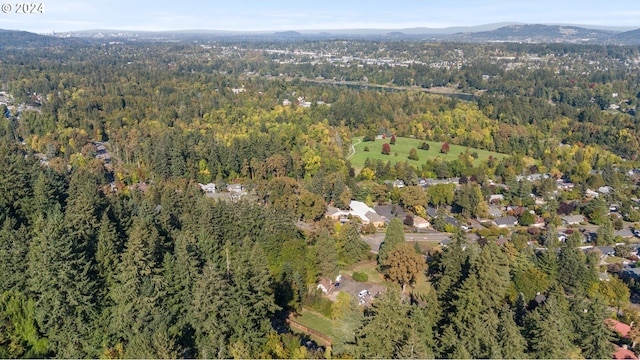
(0, 29, 87, 48)
(448, 24, 619, 44)
(614, 28, 640, 45)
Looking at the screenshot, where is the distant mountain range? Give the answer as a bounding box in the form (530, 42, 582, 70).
(2, 23, 640, 45)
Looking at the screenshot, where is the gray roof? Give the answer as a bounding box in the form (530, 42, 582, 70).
(596, 246, 615, 256)
(365, 211, 387, 224)
(488, 205, 504, 217)
(615, 229, 634, 238)
(444, 216, 459, 226)
(374, 204, 406, 221)
(599, 272, 611, 281)
(494, 216, 518, 227)
(561, 215, 585, 224)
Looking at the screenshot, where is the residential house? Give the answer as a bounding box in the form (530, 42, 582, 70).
(227, 184, 246, 194)
(326, 201, 388, 226)
(425, 207, 438, 219)
(317, 278, 332, 294)
(413, 216, 430, 229)
(599, 186, 613, 195)
(422, 178, 460, 187)
(560, 215, 585, 226)
(531, 215, 546, 228)
(599, 272, 611, 281)
(615, 229, 635, 239)
(556, 180, 575, 191)
(128, 182, 149, 192)
(488, 205, 504, 218)
(606, 319, 631, 338)
(439, 238, 452, 247)
(198, 183, 216, 193)
(493, 216, 518, 228)
(489, 194, 505, 204)
(444, 216, 459, 227)
(586, 188, 599, 198)
(282, 99, 291, 106)
(613, 344, 638, 360)
(374, 204, 406, 223)
(364, 211, 387, 227)
(596, 246, 616, 257)
(621, 268, 640, 280)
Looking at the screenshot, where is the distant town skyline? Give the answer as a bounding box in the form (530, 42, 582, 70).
(1, 0, 639, 34)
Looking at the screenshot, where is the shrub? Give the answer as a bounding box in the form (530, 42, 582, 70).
(408, 148, 419, 161)
(404, 215, 414, 226)
(441, 142, 450, 154)
(352, 271, 369, 282)
(364, 146, 370, 152)
(390, 134, 396, 145)
(419, 142, 430, 151)
(361, 223, 377, 234)
(304, 289, 333, 317)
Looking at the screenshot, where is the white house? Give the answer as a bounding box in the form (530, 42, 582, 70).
(198, 183, 216, 193)
(325, 200, 388, 226)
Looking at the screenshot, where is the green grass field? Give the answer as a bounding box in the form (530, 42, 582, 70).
(294, 310, 335, 339)
(345, 260, 385, 285)
(349, 136, 505, 171)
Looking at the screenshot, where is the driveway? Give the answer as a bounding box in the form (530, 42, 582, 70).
(327, 274, 386, 305)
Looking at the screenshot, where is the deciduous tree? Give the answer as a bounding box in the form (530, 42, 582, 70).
(382, 243, 427, 292)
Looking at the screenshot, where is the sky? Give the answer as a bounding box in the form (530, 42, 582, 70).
(1, 0, 640, 33)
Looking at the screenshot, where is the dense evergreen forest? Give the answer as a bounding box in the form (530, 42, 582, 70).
(1, 35, 640, 358)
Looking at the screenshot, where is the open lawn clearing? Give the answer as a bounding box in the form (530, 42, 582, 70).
(350, 136, 505, 170)
(294, 310, 335, 339)
(345, 260, 385, 284)
(604, 256, 627, 264)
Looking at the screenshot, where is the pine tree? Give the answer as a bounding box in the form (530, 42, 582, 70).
(579, 296, 614, 359)
(95, 211, 121, 290)
(28, 171, 61, 223)
(163, 231, 202, 349)
(447, 275, 497, 358)
(432, 228, 470, 307)
(353, 289, 411, 358)
(524, 284, 576, 359)
(496, 305, 527, 359)
(558, 246, 590, 296)
(107, 215, 166, 349)
(473, 242, 510, 310)
(315, 229, 338, 277)
(229, 243, 280, 355)
(378, 218, 405, 268)
(27, 207, 97, 357)
(537, 248, 559, 281)
(339, 223, 369, 265)
(0, 216, 29, 292)
(191, 260, 232, 359)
